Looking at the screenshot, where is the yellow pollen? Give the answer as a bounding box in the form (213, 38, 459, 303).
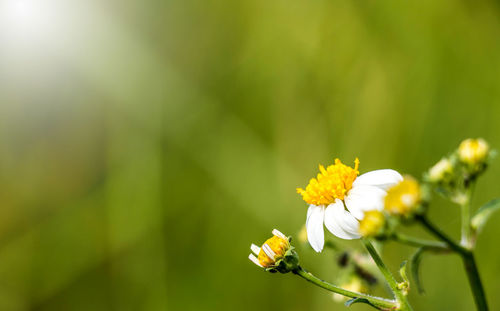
(297, 158, 360, 206)
(257, 235, 290, 267)
(384, 176, 421, 216)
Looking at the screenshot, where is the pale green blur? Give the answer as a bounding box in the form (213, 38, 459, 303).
(0, 0, 499, 310)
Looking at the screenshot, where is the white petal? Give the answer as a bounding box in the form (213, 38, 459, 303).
(345, 185, 387, 220)
(250, 244, 261, 256)
(324, 200, 360, 240)
(249, 254, 263, 267)
(306, 205, 325, 252)
(272, 229, 287, 240)
(262, 243, 276, 260)
(353, 169, 403, 190)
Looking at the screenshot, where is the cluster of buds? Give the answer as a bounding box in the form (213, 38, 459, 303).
(424, 138, 493, 203)
(248, 229, 299, 273)
(426, 138, 492, 185)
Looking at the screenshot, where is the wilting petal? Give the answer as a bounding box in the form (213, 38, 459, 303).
(306, 204, 325, 252)
(345, 185, 387, 220)
(353, 169, 403, 190)
(324, 200, 360, 240)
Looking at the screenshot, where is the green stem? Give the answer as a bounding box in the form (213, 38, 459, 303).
(293, 266, 396, 310)
(391, 232, 448, 251)
(462, 253, 489, 311)
(416, 214, 466, 254)
(362, 239, 413, 311)
(460, 185, 474, 249)
(417, 214, 488, 311)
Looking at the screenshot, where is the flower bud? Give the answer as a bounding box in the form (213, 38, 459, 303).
(428, 158, 453, 183)
(458, 138, 489, 165)
(384, 176, 421, 217)
(249, 229, 299, 273)
(359, 210, 385, 238)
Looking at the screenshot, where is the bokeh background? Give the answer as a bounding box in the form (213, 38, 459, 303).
(1, 0, 500, 310)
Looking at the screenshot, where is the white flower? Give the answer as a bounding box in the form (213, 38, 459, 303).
(297, 158, 402, 252)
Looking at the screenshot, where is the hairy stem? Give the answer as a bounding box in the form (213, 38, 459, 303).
(293, 266, 396, 310)
(417, 214, 488, 311)
(363, 239, 413, 311)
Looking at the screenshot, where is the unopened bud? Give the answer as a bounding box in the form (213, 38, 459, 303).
(359, 210, 385, 238)
(458, 138, 489, 165)
(249, 229, 299, 273)
(428, 158, 453, 183)
(384, 176, 421, 217)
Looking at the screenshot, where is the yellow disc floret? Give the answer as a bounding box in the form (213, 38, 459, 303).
(359, 210, 385, 237)
(297, 158, 360, 206)
(257, 235, 290, 267)
(384, 176, 421, 216)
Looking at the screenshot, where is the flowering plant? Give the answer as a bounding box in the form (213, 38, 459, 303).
(249, 138, 496, 311)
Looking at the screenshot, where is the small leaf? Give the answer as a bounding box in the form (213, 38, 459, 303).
(410, 248, 426, 294)
(471, 198, 500, 233)
(399, 260, 409, 284)
(345, 297, 371, 307)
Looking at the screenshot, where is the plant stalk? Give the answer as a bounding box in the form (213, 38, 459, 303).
(293, 266, 396, 310)
(417, 214, 488, 311)
(391, 232, 448, 251)
(362, 239, 413, 311)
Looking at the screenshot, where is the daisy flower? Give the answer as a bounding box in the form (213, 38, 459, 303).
(297, 158, 402, 252)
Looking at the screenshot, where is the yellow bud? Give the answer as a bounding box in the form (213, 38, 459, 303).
(249, 229, 290, 268)
(458, 138, 489, 165)
(428, 158, 453, 182)
(359, 210, 385, 237)
(384, 176, 421, 216)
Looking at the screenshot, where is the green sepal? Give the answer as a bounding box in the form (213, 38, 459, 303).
(266, 246, 300, 274)
(399, 260, 409, 284)
(398, 260, 410, 295)
(471, 198, 500, 234)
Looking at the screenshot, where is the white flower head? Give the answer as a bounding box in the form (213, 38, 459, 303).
(297, 158, 402, 252)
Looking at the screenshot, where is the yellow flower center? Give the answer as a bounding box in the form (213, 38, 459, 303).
(257, 235, 290, 267)
(384, 177, 421, 216)
(297, 158, 360, 206)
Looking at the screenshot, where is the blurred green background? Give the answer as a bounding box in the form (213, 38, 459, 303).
(0, 0, 500, 310)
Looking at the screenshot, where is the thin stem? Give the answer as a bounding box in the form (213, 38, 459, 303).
(460, 185, 474, 249)
(462, 253, 488, 311)
(293, 266, 396, 310)
(391, 232, 449, 251)
(362, 239, 413, 311)
(417, 214, 488, 311)
(416, 214, 466, 254)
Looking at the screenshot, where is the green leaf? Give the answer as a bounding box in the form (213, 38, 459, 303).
(410, 248, 426, 294)
(399, 260, 409, 284)
(471, 198, 500, 233)
(345, 297, 371, 307)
